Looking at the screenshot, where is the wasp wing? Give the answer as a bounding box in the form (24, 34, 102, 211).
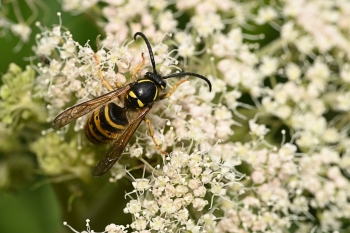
(52, 84, 132, 129)
(92, 107, 151, 177)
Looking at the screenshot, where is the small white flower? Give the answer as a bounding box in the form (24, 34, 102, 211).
(150, 216, 164, 231)
(60, 39, 76, 59)
(190, 165, 202, 177)
(251, 170, 265, 184)
(201, 169, 213, 184)
(130, 217, 147, 231)
(259, 56, 278, 77)
(191, 13, 224, 37)
(242, 196, 261, 208)
(105, 223, 128, 233)
(160, 197, 176, 214)
(210, 182, 226, 196)
(193, 186, 206, 197)
(48, 59, 62, 76)
(178, 42, 195, 57)
(296, 131, 319, 148)
(188, 178, 201, 190)
(281, 21, 299, 42)
(295, 35, 314, 55)
(256, 7, 278, 24)
(318, 148, 340, 164)
(224, 90, 242, 110)
(322, 128, 340, 144)
(275, 144, 291, 157)
(158, 10, 178, 32)
(200, 213, 217, 229)
(340, 63, 350, 83)
(130, 145, 143, 158)
(214, 106, 232, 121)
(192, 198, 208, 211)
(36, 36, 60, 56)
(62, 0, 98, 12)
(183, 193, 194, 205)
(306, 60, 330, 82)
(11, 23, 32, 42)
(285, 63, 301, 81)
(249, 120, 270, 137)
(336, 92, 350, 111)
(165, 183, 176, 197)
(132, 178, 151, 192)
(175, 185, 188, 197)
(154, 176, 169, 188)
(275, 105, 292, 120)
(125, 200, 142, 214)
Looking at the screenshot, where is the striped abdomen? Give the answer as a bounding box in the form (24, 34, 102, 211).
(85, 103, 129, 144)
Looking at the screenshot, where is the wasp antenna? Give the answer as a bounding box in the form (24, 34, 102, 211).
(163, 72, 212, 92)
(134, 32, 157, 74)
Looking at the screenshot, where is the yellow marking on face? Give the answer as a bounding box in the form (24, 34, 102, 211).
(129, 91, 137, 98)
(104, 106, 125, 130)
(137, 99, 144, 107)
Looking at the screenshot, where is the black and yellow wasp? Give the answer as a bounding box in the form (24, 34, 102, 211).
(52, 32, 212, 177)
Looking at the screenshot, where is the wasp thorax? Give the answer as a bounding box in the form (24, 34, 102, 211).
(125, 79, 159, 109)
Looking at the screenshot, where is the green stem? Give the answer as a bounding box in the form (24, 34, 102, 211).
(257, 38, 283, 58)
(269, 75, 277, 88)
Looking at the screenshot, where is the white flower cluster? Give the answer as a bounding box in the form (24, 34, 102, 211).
(30, 0, 350, 232)
(121, 148, 244, 232)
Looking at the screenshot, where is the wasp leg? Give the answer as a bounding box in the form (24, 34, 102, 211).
(160, 77, 190, 99)
(131, 53, 145, 80)
(115, 81, 123, 88)
(93, 53, 114, 91)
(144, 117, 168, 155)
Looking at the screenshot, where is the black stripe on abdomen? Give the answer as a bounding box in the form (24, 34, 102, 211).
(85, 109, 113, 144)
(99, 103, 128, 133)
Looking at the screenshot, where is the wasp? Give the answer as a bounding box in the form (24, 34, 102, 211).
(52, 32, 212, 177)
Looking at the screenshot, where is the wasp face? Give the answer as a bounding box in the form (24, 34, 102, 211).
(145, 71, 166, 89)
